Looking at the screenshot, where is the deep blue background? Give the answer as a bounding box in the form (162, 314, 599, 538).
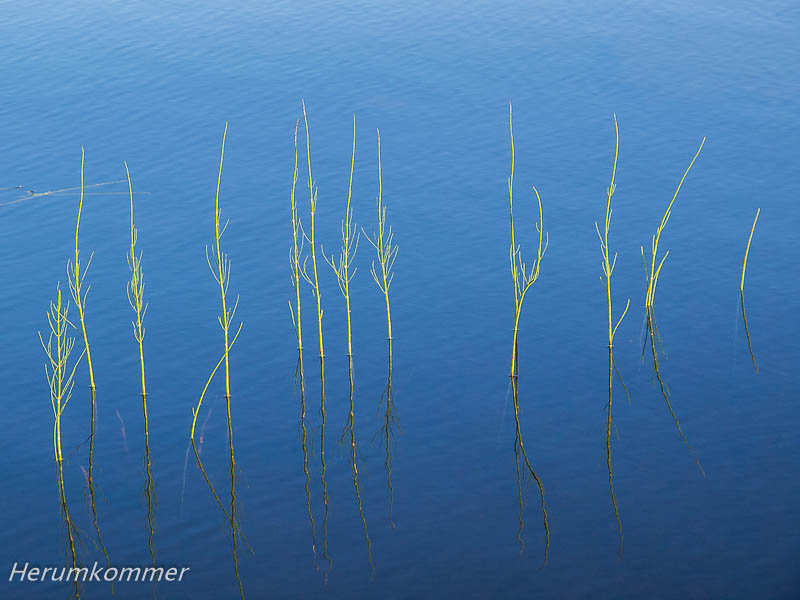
(1, 1, 798, 598)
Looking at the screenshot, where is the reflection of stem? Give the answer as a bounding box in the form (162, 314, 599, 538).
(345, 356, 375, 575)
(382, 341, 397, 528)
(191, 440, 248, 598)
(87, 390, 110, 590)
(606, 349, 623, 558)
(57, 461, 81, 599)
(644, 309, 705, 476)
(319, 357, 332, 580)
(143, 398, 157, 566)
(510, 377, 549, 565)
(297, 354, 318, 569)
(228, 411, 244, 600)
(740, 292, 758, 374)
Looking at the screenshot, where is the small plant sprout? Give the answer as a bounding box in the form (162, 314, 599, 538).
(642, 137, 706, 308)
(288, 119, 304, 353)
(364, 129, 398, 342)
(39, 285, 85, 463)
(67, 146, 96, 391)
(125, 161, 147, 399)
(508, 103, 548, 377)
(323, 114, 360, 357)
(740, 208, 760, 292)
(298, 99, 325, 358)
(594, 114, 630, 349)
(190, 123, 244, 440)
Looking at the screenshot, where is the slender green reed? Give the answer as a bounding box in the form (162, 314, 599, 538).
(642, 138, 706, 308)
(67, 147, 95, 391)
(740, 208, 760, 291)
(594, 114, 630, 348)
(125, 161, 147, 398)
(299, 99, 325, 358)
(365, 129, 398, 342)
(324, 115, 359, 357)
(289, 119, 304, 352)
(190, 123, 243, 440)
(507, 103, 548, 377)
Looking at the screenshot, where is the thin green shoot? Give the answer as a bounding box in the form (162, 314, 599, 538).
(323, 114, 360, 357)
(594, 114, 630, 348)
(67, 147, 95, 391)
(642, 138, 706, 307)
(740, 208, 760, 291)
(364, 129, 398, 342)
(125, 161, 147, 399)
(289, 119, 305, 352)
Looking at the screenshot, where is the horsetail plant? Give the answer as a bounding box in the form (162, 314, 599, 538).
(365, 129, 398, 342)
(740, 208, 760, 292)
(190, 123, 244, 440)
(67, 147, 96, 391)
(508, 103, 548, 377)
(298, 99, 325, 358)
(594, 114, 630, 349)
(323, 114, 359, 357)
(641, 138, 706, 308)
(289, 119, 304, 353)
(39, 285, 85, 463)
(125, 161, 147, 399)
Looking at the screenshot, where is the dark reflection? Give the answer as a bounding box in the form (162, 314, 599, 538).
(340, 356, 375, 575)
(379, 340, 398, 528)
(295, 353, 318, 570)
(191, 427, 249, 599)
(642, 308, 705, 477)
(84, 390, 110, 589)
(319, 357, 332, 581)
(740, 291, 758, 374)
(606, 349, 623, 557)
(56, 458, 82, 599)
(510, 376, 549, 564)
(143, 395, 157, 566)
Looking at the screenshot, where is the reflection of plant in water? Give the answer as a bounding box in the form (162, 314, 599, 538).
(643, 309, 705, 477)
(143, 418, 157, 566)
(85, 390, 111, 590)
(191, 436, 250, 599)
(340, 356, 375, 575)
(510, 377, 549, 565)
(191, 123, 243, 441)
(641, 138, 705, 309)
(295, 354, 318, 570)
(605, 349, 623, 558)
(39, 285, 84, 599)
(67, 148, 96, 393)
(364, 130, 397, 343)
(324, 115, 360, 358)
(740, 292, 758, 374)
(507, 103, 548, 377)
(377, 341, 399, 528)
(318, 358, 332, 580)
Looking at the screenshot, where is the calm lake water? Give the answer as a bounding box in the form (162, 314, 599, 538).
(1, 1, 799, 598)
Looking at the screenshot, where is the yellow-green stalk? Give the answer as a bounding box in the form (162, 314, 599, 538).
(67, 147, 96, 391)
(594, 114, 630, 349)
(39, 286, 84, 463)
(642, 138, 706, 307)
(289, 119, 304, 352)
(366, 129, 398, 342)
(190, 123, 243, 440)
(324, 114, 359, 356)
(300, 99, 325, 358)
(507, 105, 548, 377)
(125, 161, 147, 398)
(740, 208, 760, 291)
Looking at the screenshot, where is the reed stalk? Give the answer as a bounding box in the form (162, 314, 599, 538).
(642, 138, 706, 308)
(594, 114, 630, 349)
(365, 129, 398, 342)
(67, 147, 95, 391)
(740, 208, 760, 291)
(289, 119, 304, 352)
(125, 161, 147, 398)
(507, 103, 548, 377)
(324, 115, 359, 357)
(299, 99, 325, 358)
(190, 123, 242, 440)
